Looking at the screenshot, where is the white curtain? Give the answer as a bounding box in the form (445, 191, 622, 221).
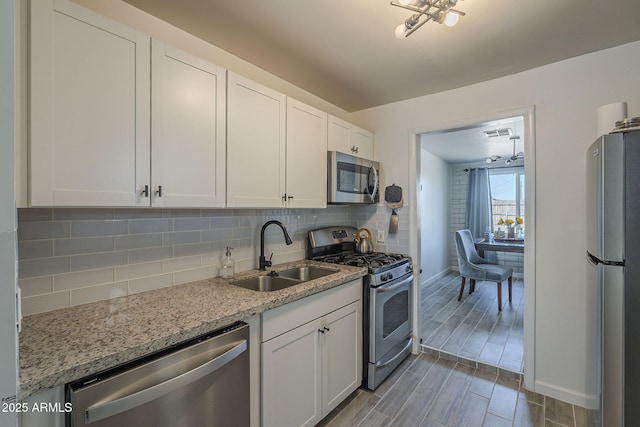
(465, 168, 497, 262)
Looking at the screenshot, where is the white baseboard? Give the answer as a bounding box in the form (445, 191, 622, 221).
(533, 380, 599, 410)
(421, 267, 452, 287)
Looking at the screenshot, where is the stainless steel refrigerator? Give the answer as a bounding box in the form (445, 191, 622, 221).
(587, 130, 640, 426)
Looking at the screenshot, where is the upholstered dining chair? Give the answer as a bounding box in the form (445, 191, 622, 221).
(454, 229, 513, 311)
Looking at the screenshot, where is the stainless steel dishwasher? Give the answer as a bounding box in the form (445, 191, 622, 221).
(66, 322, 249, 427)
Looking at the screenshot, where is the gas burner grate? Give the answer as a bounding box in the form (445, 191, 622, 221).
(314, 252, 409, 272)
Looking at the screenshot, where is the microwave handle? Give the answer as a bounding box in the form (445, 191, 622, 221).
(368, 163, 378, 203)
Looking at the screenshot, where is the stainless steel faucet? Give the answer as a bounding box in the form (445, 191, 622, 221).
(259, 220, 293, 270)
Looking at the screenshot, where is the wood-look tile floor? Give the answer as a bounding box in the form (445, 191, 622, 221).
(318, 353, 598, 427)
(420, 272, 525, 373)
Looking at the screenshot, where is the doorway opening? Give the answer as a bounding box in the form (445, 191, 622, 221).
(414, 111, 535, 378)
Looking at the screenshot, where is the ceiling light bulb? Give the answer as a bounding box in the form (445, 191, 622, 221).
(486, 158, 493, 164)
(444, 11, 459, 26)
(395, 23, 408, 39)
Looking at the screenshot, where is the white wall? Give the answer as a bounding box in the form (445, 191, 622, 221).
(352, 40, 640, 408)
(72, 0, 350, 121)
(418, 144, 450, 283)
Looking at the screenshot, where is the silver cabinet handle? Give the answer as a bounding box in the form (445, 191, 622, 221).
(84, 340, 247, 424)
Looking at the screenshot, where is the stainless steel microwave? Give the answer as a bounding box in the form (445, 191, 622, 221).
(328, 151, 380, 204)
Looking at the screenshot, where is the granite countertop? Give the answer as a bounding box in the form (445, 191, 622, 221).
(19, 260, 367, 399)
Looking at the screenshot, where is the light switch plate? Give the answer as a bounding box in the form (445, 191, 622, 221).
(377, 229, 385, 242)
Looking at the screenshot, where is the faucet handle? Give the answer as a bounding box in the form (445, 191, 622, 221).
(264, 253, 273, 268)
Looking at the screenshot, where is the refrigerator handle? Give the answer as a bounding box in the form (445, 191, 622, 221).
(587, 251, 601, 267)
(587, 251, 625, 267)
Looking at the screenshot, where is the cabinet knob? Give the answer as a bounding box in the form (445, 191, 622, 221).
(318, 329, 325, 334)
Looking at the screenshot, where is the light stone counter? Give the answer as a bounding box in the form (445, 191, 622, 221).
(19, 260, 366, 399)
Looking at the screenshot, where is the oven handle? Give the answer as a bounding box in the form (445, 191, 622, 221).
(375, 337, 413, 368)
(376, 275, 412, 293)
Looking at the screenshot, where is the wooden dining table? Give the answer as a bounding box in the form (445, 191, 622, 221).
(474, 238, 524, 257)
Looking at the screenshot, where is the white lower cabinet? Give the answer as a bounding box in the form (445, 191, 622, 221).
(261, 280, 362, 427)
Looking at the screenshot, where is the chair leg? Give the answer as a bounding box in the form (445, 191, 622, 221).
(508, 277, 513, 302)
(469, 279, 476, 294)
(497, 281, 503, 311)
(458, 277, 466, 301)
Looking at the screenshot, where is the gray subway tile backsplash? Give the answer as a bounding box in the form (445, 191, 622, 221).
(54, 268, 115, 292)
(70, 251, 128, 272)
(70, 220, 128, 237)
(128, 218, 174, 234)
(18, 221, 69, 241)
(127, 246, 173, 264)
(54, 236, 115, 256)
(20, 256, 70, 278)
(114, 233, 163, 250)
(17, 206, 358, 315)
(18, 240, 53, 260)
(161, 231, 201, 246)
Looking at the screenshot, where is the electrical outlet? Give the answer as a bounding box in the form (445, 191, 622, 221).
(377, 229, 385, 242)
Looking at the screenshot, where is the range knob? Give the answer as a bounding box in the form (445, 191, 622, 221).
(405, 265, 412, 273)
(387, 273, 394, 281)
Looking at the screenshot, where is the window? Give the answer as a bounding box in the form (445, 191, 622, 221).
(489, 168, 525, 238)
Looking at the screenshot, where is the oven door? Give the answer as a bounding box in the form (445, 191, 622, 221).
(370, 273, 412, 362)
(328, 151, 379, 204)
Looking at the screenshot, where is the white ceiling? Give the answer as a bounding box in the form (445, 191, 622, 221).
(121, 0, 640, 112)
(420, 116, 524, 164)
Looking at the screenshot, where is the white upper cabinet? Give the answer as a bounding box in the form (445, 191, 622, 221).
(227, 72, 286, 208)
(151, 40, 226, 208)
(327, 115, 374, 160)
(227, 72, 327, 208)
(285, 98, 327, 208)
(30, 0, 227, 208)
(30, 0, 151, 206)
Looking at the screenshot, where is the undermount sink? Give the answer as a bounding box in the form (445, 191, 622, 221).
(277, 266, 338, 281)
(229, 266, 338, 292)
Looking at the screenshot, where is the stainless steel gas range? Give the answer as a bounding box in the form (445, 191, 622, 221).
(307, 226, 413, 390)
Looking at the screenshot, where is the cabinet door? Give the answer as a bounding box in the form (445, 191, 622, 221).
(151, 40, 226, 207)
(227, 72, 286, 208)
(322, 301, 362, 415)
(327, 115, 351, 153)
(262, 319, 322, 427)
(328, 115, 374, 159)
(30, 0, 150, 206)
(351, 126, 374, 160)
(285, 99, 327, 208)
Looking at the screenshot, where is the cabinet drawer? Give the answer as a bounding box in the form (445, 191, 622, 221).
(262, 279, 361, 342)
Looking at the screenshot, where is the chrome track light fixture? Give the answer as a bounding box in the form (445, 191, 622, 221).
(391, 0, 466, 38)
